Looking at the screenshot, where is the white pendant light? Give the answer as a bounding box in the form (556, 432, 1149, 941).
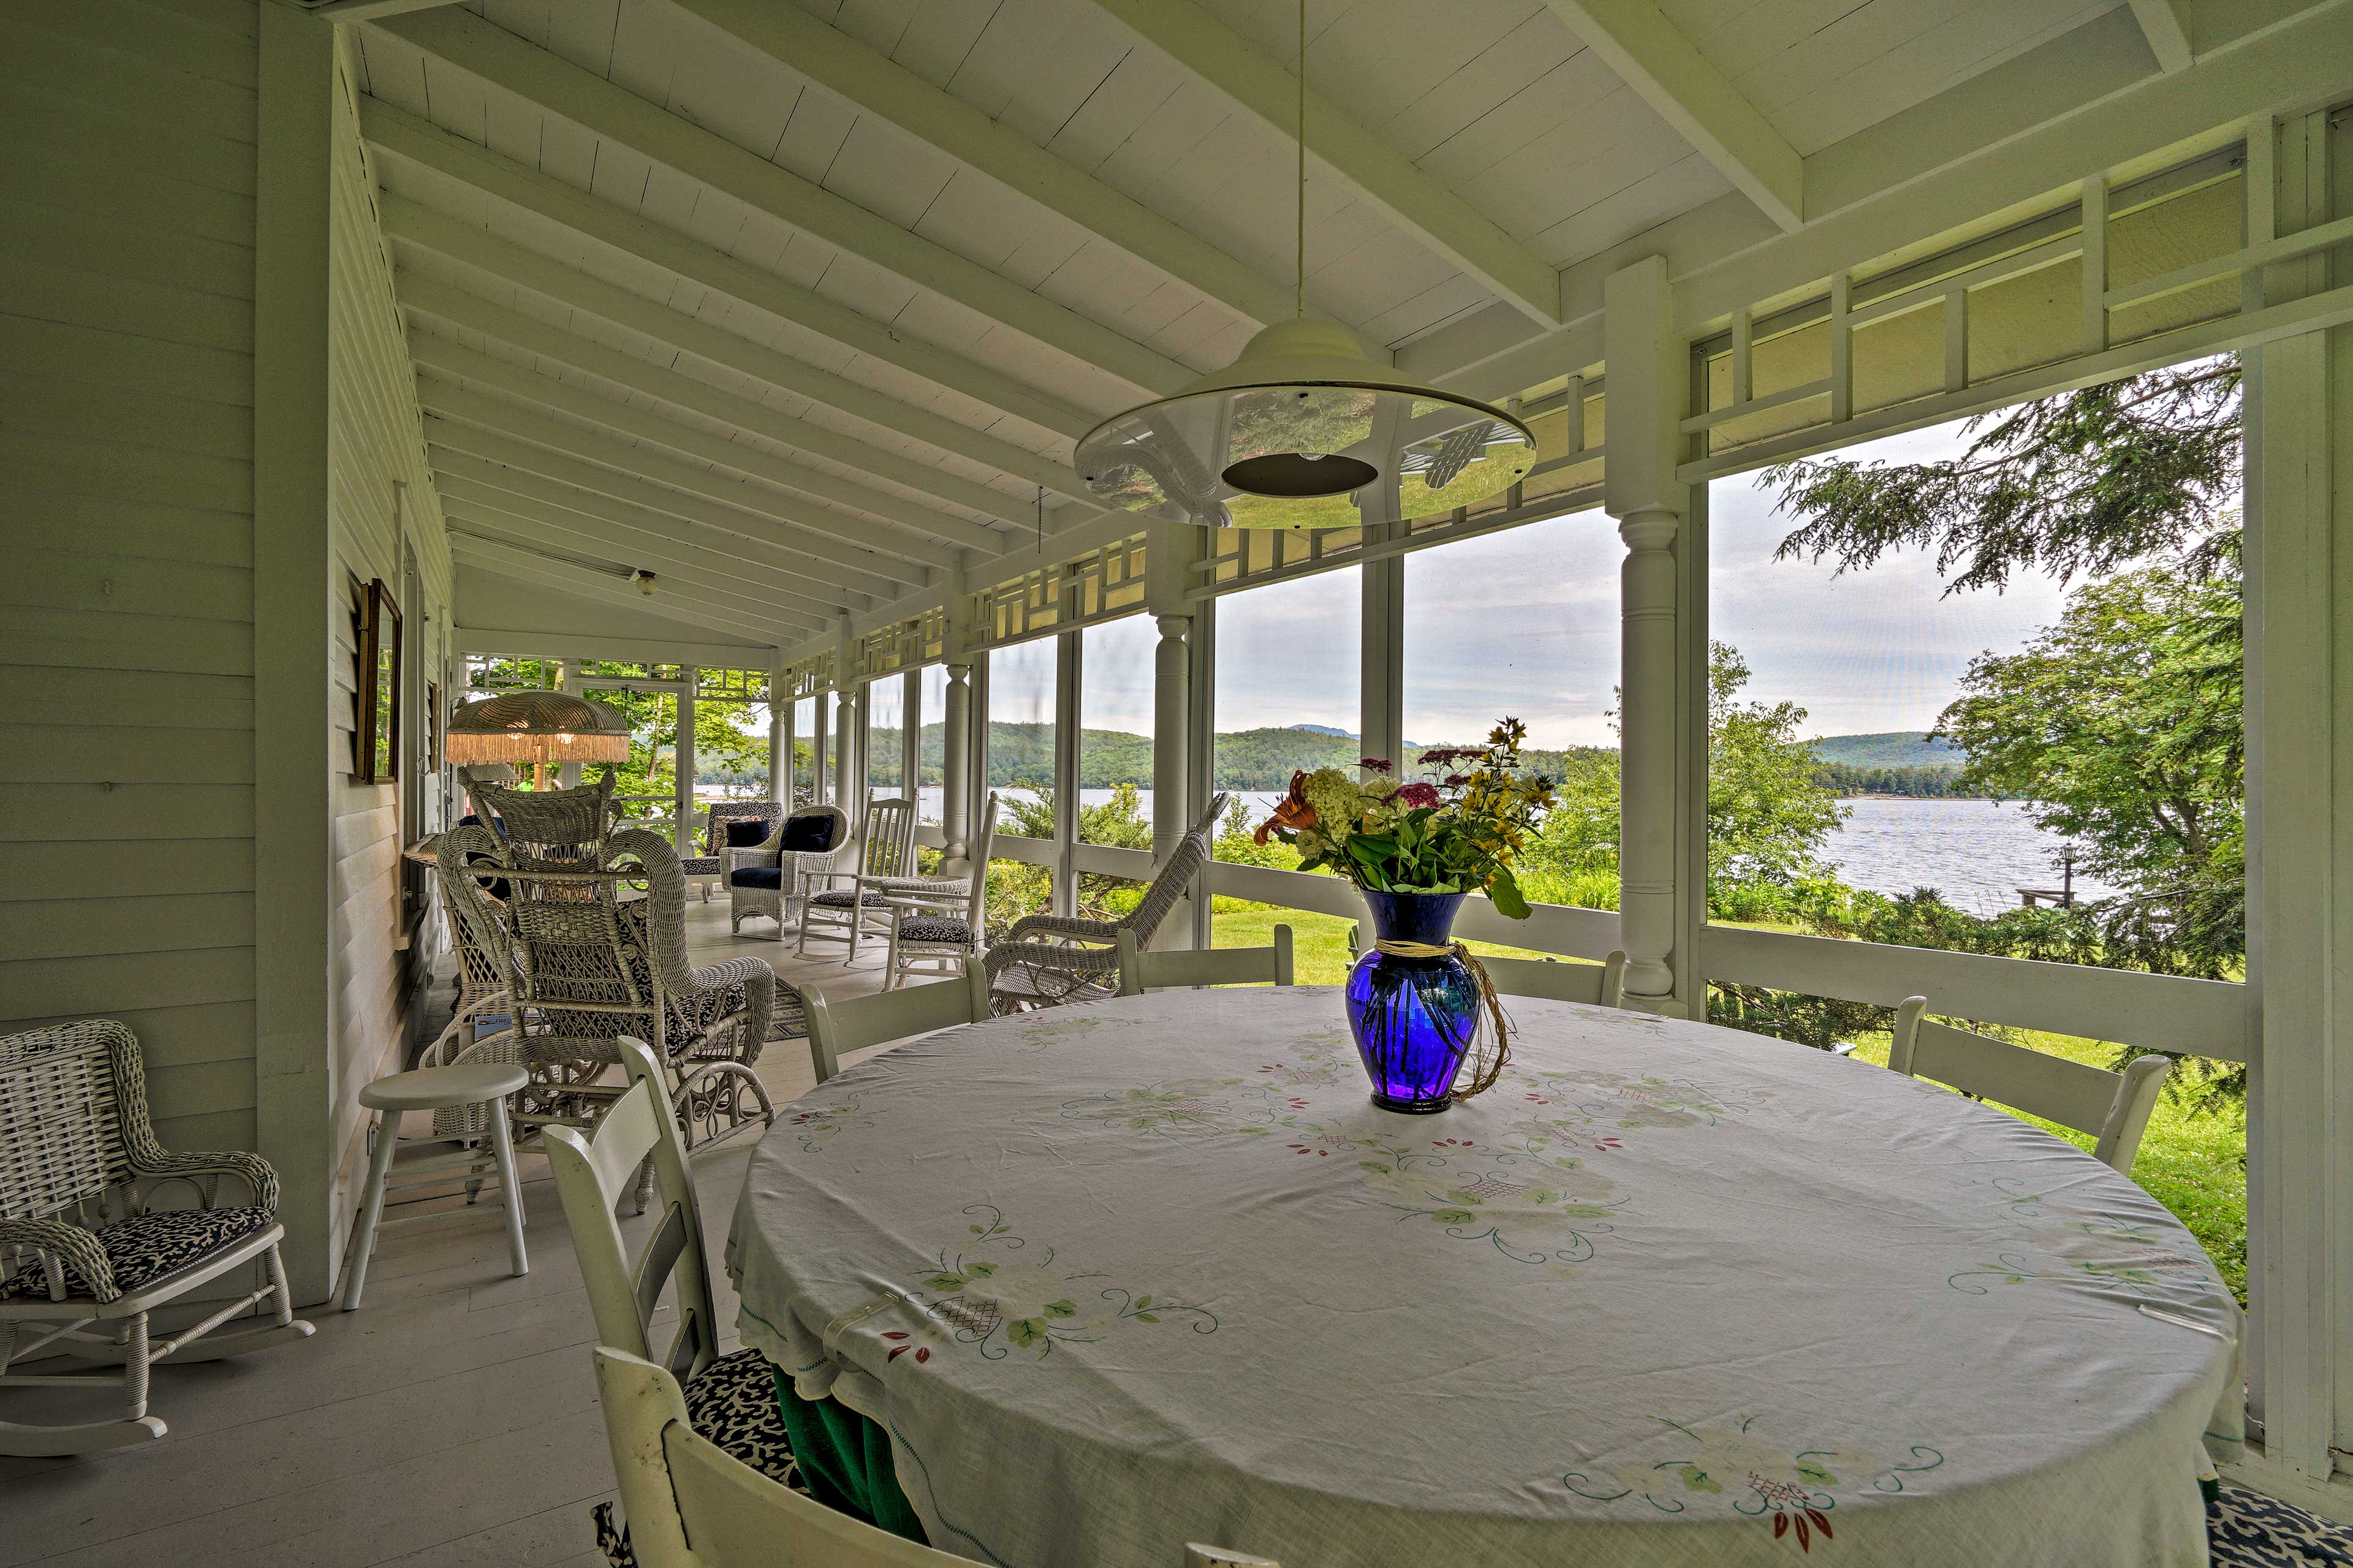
(1075, 0, 1534, 531)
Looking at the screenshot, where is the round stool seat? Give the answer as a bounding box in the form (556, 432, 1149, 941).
(358, 1063, 530, 1113)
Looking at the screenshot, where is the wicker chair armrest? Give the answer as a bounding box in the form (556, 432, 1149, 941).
(726, 845, 782, 872)
(677, 956, 776, 1065)
(135, 1148, 279, 1211)
(0, 1216, 116, 1303)
(983, 940, 1122, 983)
(1002, 912, 1121, 945)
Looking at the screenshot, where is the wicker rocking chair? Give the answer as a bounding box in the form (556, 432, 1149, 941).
(983, 792, 1229, 1013)
(436, 827, 784, 1197)
(0, 1020, 314, 1455)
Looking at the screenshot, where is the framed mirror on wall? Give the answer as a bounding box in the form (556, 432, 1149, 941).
(352, 577, 401, 783)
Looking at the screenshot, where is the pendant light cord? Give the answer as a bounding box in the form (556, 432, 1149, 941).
(1296, 0, 1306, 320)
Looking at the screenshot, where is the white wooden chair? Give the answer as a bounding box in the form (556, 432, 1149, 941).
(802, 969, 991, 1085)
(0, 1020, 314, 1455)
(879, 794, 1001, 990)
(544, 1040, 803, 1561)
(797, 797, 919, 963)
(594, 1345, 1285, 1568)
(1118, 926, 1294, 994)
(1889, 996, 2174, 1173)
(1476, 950, 1627, 1008)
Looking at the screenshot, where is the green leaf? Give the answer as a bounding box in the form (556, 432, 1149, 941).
(1132, 1295, 1152, 1309)
(1795, 1458, 1838, 1486)
(924, 1273, 967, 1292)
(1133, 1311, 1159, 1323)
(1044, 1300, 1077, 1319)
(966, 1260, 998, 1278)
(968, 1225, 985, 1235)
(1444, 1189, 1484, 1206)
(1488, 865, 1531, 920)
(1679, 1464, 1723, 1495)
(1007, 1318, 1046, 1348)
(1430, 1208, 1474, 1225)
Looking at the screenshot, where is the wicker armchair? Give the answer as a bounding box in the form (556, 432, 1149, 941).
(437, 827, 783, 1184)
(729, 803, 850, 938)
(460, 767, 620, 867)
(983, 792, 1229, 1013)
(0, 1020, 314, 1455)
(682, 800, 786, 904)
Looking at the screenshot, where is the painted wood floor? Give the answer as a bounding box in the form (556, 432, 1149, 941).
(1, 898, 912, 1567)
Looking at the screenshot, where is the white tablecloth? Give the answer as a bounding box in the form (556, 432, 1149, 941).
(728, 988, 2240, 1568)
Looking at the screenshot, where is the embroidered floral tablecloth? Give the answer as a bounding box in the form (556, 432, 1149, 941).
(727, 988, 2240, 1568)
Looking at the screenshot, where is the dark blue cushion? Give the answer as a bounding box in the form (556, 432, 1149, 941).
(782, 814, 839, 854)
(731, 867, 785, 890)
(724, 819, 772, 847)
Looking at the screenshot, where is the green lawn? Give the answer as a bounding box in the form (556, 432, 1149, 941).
(1209, 903, 2248, 1303)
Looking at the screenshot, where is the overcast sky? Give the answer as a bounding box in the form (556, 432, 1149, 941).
(1153, 415, 2085, 748)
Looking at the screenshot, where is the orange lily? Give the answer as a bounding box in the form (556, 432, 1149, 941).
(1254, 770, 1318, 845)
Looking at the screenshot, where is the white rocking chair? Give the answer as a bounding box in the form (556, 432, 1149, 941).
(0, 1020, 314, 1455)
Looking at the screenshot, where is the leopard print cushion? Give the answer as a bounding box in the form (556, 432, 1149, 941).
(0, 1206, 273, 1300)
(894, 915, 973, 945)
(811, 890, 892, 908)
(594, 1349, 803, 1566)
(2209, 1482, 2353, 1566)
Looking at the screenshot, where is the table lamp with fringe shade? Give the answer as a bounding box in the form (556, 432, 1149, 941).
(445, 691, 632, 790)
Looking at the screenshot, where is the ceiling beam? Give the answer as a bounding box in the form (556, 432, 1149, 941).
(371, 8, 1195, 398)
(420, 413, 917, 600)
(359, 96, 1094, 442)
(408, 334, 987, 562)
(376, 191, 1104, 507)
(430, 449, 873, 611)
(1539, 1, 1803, 232)
(2126, 0, 2195, 72)
(1086, 0, 1563, 328)
(396, 267, 1037, 528)
(432, 469, 861, 621)
(449, 534, 803, 644)
(669, 0, 1299, 330)
(443, 504, 828, 634)
(292, 0, 464, 18)
(1400, 0, 2353, 401)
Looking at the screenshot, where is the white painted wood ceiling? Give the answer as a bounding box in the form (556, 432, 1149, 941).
(354, 0, 2144, 642)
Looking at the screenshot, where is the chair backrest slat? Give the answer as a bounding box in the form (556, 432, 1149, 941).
(1889, 998, 2173, 1172)
(1120, 927, 1292, 993)
(0, 1028, 135, 1221)
(1477, 952, 1626, 1009)
(804, 971, 989, 1084)
(545, 1041, 721, 1380)
(860, 798, 918, 880)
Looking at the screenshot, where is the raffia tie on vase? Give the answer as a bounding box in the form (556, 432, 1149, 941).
(1370, 939, 1512, 1097)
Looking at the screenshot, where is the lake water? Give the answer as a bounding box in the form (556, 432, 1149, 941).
(893, 786, 2109, 916)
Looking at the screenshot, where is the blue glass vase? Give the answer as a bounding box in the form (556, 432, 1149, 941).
(1344, 891, 1480, 1113)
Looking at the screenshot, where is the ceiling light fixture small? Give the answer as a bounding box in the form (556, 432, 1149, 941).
(633, 569, 658, 596)
(1074, 0, 1533, 530)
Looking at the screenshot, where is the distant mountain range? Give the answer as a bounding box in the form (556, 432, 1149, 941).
(1807, 732, 1964, 769)
(860, 722, 1966, 793)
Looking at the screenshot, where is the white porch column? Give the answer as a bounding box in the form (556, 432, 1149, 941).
(1360, 550, 1405, 774)
(1153, 616, 1191, 861)
(901, 667, 922, 810)
(1051, 631, 1082, 918)
(942, 662, 973, 863)
(768, 661, 787, 805)
(833, 687, 857, 819)
(2243, 106, 2353, 1493)
(1604, 256, 1692, 1014)
(808, 686, 828, 805)
(674, 668, 697, 849)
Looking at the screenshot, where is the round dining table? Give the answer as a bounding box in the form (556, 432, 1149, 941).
(727, 987, 2240, 1568)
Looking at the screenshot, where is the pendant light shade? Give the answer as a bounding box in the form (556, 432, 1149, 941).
(1076, 320, 1536, 530)
(445, 690, 634, 768)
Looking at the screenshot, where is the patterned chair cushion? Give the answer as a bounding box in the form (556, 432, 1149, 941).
(731, 866, 786, 890)
(896, 915, 974, 945)
(594, 1347, 803, 1567)
(678, 855, 722, 876)
(2208, 1481, 2353, 1566)
(0, 1205, 274, 1300)
(811, 890, 892, 908)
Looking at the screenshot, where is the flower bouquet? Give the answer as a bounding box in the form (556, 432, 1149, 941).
(1255, 721, 1556, 1112)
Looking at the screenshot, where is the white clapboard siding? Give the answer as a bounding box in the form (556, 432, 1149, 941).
(324, 34, 457, 1260)
(0, 0, 263, 1145)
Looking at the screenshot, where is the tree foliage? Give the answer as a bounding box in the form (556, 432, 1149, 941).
(1763, 362, 2241, 594)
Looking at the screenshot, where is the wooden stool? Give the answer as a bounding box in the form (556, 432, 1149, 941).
(341, 1064, 530, 1311)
